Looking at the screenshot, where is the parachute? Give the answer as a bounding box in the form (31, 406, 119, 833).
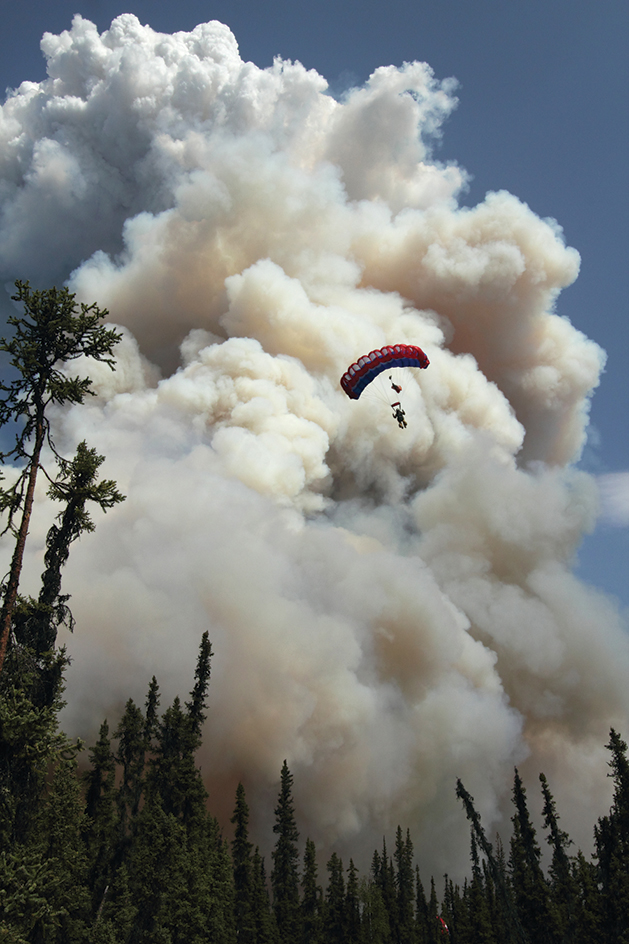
(340, 345, 429, 400)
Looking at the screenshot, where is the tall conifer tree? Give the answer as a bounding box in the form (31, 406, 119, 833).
(0, 361, 122, 941)
(252, 848, 279, 944)
(0, 281, 121, 673)
(595, 729, 629, 943)
(271, 761, 301, 944)
(394, 827, 415, 943)
(301, 838, 323, 944)
(323, 852, 345, 944)
(457, 778, 526, 944)
(467, 834, 496, 944)
(345, 859, 361, 944)
(509, 769, 557, 944)
(377, 838, 398, 940)
(361, 850, 392, 944)
(572, 850, 602, 944)
(427, 877, 439, 944)
(415, 866, 430, 944)
(114, 696, 152, 849)
(232, 782, 257, 944)
(84, 720, 118, 916)
(539, 772, 578, 943)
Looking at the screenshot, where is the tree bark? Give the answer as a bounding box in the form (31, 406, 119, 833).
(0, 415, 45, 673)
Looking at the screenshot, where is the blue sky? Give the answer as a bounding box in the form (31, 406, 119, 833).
(1, 0, 627, 605)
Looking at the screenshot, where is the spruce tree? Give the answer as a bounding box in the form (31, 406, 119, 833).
(114, 696, 151, 850)
(252, 848, 279, 944)
(539, 772, 578, 943)
(323, 852, 346, 944)
(467, 834, 496, 944)
(415, 866, 429, 944)
(456, 778, 525, 944)
(489, 835, 515, 944)
(595, 728, 629, 943)
(361, 882, 390, 944)
(39, 754, 91, 942)
(360, 852, 392, 944)
(0, 281, 121, 672)
(572, 850, 602, 944)
(0, 631, 91, 941)
(301, 838, 323, 944)
(0, 404, 122, 943)
(454, 878, 474, 944)
(149, 694, 209, 825)
(146, 634, 212, 829)
(441, 876, 462, 944)
(231, 782, 257, 944)
(124, 799, 191, 942)
(509, 768, 557, 944)
(84, 720, 118, 917)
(9, 442, 123, 715)
(345, 859, 361, 944)
(112, 633, 237, 944)
(377, 838, 398, 941)
(394, 827, 415, 944)
(271, 760, 301, 944)
(113, 673, 159, 850)
(427, 877, 439, 944)
(1, 439, 123, 850)
(204, 822, 238, 944)
(31, 443, 123, 643)
(89, 863, 137, 944)
(0, 660, 67, 847)
(0, 734, 90, 943)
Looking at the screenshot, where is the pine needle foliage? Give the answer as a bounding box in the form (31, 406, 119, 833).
(0, 281, 122, 673)
(231, 782, 257, 944)
(595, 729, 629, 943)
(271, 761, 301, 944)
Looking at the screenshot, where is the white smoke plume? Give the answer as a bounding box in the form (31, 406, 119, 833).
(598, 473, 629, 527)
(1, 14, 627, 878)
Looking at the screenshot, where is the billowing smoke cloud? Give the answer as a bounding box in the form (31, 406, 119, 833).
(1, 14, 627, 878)
(598, 473, 629, 527)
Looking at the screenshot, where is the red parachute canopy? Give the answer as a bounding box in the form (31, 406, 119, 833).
(340, 344, 429, 400)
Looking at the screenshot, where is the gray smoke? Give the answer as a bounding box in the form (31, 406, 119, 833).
(1, 14, 626, 878)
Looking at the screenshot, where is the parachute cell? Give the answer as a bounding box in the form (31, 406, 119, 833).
(340, 344, 429, 399)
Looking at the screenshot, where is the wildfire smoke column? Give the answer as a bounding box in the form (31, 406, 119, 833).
(0, 13, 626, 876)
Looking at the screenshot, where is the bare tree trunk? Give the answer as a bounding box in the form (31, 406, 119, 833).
(0, 417, 45, 674)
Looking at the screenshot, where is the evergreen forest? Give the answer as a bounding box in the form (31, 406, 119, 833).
(1, 284, 628, 943)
